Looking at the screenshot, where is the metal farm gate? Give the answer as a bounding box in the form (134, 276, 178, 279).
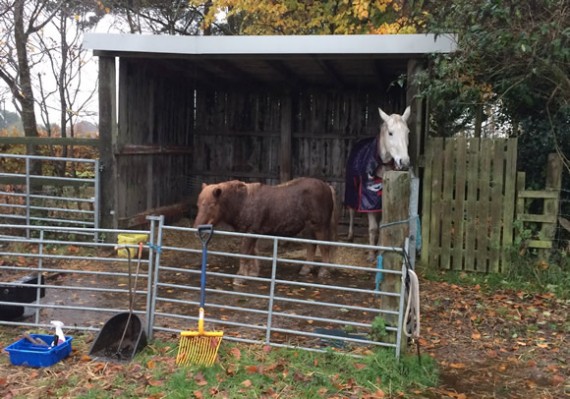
(0, 218, 412, 358)
(0, 154, 99, 240)
(421, 137, 518, 273)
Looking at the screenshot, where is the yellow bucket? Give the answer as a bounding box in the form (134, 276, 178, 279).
(116, 233, 148, 258)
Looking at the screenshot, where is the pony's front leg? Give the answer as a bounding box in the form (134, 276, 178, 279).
(367, 212, 380, 262)
(299, 243, 317, 276)
(347, 208, 355, 242)
(235, 237, 258, 285)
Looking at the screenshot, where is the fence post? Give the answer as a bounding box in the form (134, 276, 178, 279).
(379, 171, 410, 348)
(539, 153, 562, 258)
(408, 176, 420, 269)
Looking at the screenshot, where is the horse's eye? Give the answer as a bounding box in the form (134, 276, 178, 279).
(389, 131, 393, 136)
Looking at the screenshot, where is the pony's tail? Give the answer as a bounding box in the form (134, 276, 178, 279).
(329, 184, 340, 255)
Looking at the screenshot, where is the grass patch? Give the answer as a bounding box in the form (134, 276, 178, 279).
(0, 328, 438, 398)
(421, 249, 570, 299)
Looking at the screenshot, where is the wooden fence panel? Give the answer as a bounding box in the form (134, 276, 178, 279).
(422, 137, 518, 273)
(516, 153, 562, 254)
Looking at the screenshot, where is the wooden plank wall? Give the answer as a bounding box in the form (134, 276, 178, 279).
(116, 60, 195, 227)
(421, 137, 518, 273)
(116, 58, 406, 227)
(193, 88, 405, 205)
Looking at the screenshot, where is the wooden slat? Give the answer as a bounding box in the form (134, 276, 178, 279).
(420, 139, 435, 267)
(451, 137, 467, 271)
(540, 153, 563, 247)
(440, 139, 455, 269)
(517, 214, 558, 223)
(526, 240, 553, 249)
(488, 140, 505, 272)
(516, 172, 526, 221)
(463, 138, 480, 271)
(475, 139, 492, 272)
(518, 190, 560, 199)
(501, 138, 517, 271)
(117, 144, 193, 155)
(428, 138, 445, 269)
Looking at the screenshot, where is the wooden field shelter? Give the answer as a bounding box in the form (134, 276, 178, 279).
(84, 33, 456, 230)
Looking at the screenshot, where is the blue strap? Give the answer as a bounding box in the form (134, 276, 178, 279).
(416, 217, 422, 251)
(146, 242, 162, 253)
(375, 255, 384, 292)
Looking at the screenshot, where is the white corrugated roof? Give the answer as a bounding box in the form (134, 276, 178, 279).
(84, 33, 457, 56)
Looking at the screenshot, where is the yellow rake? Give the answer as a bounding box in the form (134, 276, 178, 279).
(176, 225, 223, 366)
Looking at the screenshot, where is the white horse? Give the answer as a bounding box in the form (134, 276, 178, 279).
(344, 106, 411, 261)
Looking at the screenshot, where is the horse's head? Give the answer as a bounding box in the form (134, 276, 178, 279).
(378, 106, 411, 170)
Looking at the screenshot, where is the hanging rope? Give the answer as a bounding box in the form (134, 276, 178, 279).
(401, 245, 422, 363)
(404, 268, 420, 340)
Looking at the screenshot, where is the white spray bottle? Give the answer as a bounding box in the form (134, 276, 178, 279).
(50, 320, 65, 346)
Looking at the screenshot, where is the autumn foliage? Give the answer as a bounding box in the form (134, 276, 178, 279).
(198, 0, 426, 34)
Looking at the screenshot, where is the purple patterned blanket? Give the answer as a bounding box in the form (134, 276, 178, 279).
(344, 137, 383, 212)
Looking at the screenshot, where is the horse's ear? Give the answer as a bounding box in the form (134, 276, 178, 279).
(213, 187, 222, 198)
(201, 183, 208, 190)
(378, 108, 390, 122)
(402, 106, 411, 122)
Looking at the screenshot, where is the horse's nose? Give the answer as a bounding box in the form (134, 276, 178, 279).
(394, 156, 410, 170)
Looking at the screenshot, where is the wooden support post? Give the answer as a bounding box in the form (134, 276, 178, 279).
(98, 56, 118, 233)
(408, 176, 420, 269)
(379, 171, 411, 346)
(539, 153, 562, 258)
(406, 59, 424, 177)
(279, 93, 292, 182)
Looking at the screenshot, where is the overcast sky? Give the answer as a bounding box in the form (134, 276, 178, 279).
(1, 13, 123, 127)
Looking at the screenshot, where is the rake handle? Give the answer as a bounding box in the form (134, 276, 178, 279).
(197, 224, 213, 310)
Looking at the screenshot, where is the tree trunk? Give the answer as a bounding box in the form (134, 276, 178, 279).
(14, 0, 39, 142)
(14, 0, 41, 180)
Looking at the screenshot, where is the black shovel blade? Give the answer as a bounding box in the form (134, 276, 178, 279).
(89, 313, 147, 361)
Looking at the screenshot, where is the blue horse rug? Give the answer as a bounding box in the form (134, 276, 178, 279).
(344, 137, 383, 212)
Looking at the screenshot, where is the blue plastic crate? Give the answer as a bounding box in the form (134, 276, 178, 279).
(5, 334, 73, 367)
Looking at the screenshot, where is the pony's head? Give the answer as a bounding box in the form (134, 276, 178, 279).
(378, 106, 411, 170)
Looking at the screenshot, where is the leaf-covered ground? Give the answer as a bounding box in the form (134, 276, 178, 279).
(417, 278, 570, 399)
(0, 274, 568, 398)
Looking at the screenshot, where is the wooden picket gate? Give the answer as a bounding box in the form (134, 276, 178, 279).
(421, 137, 518, 273)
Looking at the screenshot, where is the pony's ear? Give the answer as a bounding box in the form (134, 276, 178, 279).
(402, 106, 411, 122)
(201, 183, 208, 189)
(378, 108, 390, 122)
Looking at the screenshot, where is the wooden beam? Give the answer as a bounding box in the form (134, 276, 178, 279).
(118, 200, 193, 229)
(406, 58, 424, 177)
(314, 59, 346, 88)
(209, 59, 264, 86)
(116, 144, 193, 156)
(541, 153, 562, 241)
(280, 93, 292, 182)
(98, 56, 118, 232)
(379, 171, 411, 349)
(265, 60, 304, 86)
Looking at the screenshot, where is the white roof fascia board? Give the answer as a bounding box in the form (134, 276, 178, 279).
(83, 33, 457, 56)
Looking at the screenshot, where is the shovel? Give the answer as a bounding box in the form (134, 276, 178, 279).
(89, 242, 147, 361)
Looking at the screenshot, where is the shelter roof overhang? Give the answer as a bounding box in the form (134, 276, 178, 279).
(84, 33, 457, 88)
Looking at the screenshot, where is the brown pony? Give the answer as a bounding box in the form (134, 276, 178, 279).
(194, 177, 338, 284)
